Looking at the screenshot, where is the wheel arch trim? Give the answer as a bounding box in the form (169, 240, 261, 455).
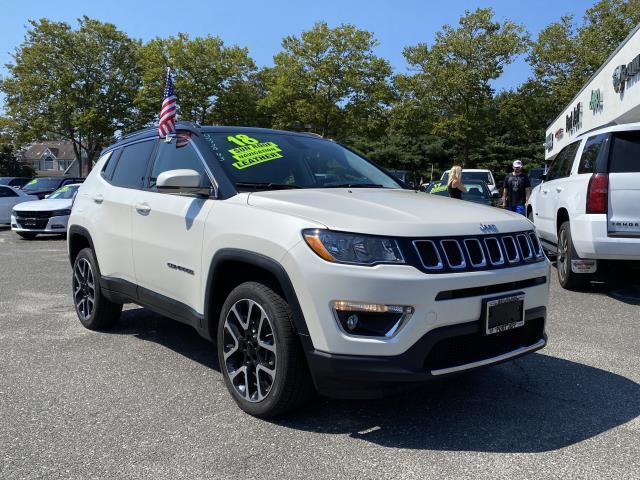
(204, 249, 310, 340)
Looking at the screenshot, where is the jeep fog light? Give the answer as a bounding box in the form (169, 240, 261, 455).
(332, 301, 414, 338)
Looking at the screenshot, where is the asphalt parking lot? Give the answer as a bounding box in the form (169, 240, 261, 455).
(0, 227, 639, 480)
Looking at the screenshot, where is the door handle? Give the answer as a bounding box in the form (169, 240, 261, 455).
(135, 203, 151, 215)
(555, 187, 563, 193)
(92, 194, 104, 204)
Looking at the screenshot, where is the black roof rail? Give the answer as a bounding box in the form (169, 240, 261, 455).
(120, 126, 156, 140)
(299, 131, 323, 138)
(119, 121, 201, 141)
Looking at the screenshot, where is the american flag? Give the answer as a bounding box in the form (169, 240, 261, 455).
(158, 69, 177, 138)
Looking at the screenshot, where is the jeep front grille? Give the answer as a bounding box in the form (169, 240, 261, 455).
(412, 231, 544, 273)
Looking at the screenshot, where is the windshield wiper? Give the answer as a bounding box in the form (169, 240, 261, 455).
(235, 182, 302, 191)
(323, 183, 385, 188)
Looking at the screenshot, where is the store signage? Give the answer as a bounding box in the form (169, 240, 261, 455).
(545, 132, 553, 151)
(589, 89, 603, 111)
(554, 128, 564, 140)
(613, 53, 640, 93)
(566, 102, 582, 133)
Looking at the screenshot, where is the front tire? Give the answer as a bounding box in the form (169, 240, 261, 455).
(557, 221, 591, 290)
(217, 281, 313, 417)
(72, 247, 122, 329)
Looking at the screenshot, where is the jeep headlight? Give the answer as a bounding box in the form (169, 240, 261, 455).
(302, 229, 404, 265)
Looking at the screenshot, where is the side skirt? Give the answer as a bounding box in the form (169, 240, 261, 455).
(100, 276, 205, 334)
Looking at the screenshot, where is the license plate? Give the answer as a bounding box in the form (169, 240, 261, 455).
(484, 293, 525, 335)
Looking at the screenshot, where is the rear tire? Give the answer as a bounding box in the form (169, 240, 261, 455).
(217, 281, 314, 417)
(17, 232, 37, 240)
(557, 221, 591, 290)
(72, 247, 122, 330)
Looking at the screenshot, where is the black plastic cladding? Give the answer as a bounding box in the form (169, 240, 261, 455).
(402, 231, 544, 274)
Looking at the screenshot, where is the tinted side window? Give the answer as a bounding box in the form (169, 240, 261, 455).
(609, 131, 640, 173)
(578, 134, 607, 174)
(100, 151, 117, 180)
(547, 149, 567, 181)
(549, 142, 579, 180)
(149, 137, 210, 189)
(111, 141, 155, 189)
(0, 186, 17, 197)
(558, 142, 580, 178)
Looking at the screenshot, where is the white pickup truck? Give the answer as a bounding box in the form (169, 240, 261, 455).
(528, 122, 640, 289)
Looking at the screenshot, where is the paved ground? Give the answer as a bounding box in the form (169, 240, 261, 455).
(0, 227, 638, 480)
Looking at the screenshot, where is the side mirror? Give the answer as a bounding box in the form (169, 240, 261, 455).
(156, 169, 212, 197)
(539, 174, 548, 182)
(44, 194, 50, 199)
(491, 192, 501, 199)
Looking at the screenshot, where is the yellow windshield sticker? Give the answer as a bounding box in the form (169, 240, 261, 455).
(430, 183, 448, 194)
(26, 179, 38, 186)
(227, 134, 283, 170)
(57, 185, 70, 193)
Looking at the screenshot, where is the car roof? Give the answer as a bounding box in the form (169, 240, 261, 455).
(105, 122, 328, 153)
(574, 121, 640, 141)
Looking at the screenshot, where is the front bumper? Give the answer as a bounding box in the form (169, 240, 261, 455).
(10, 214, 70, 234)
(572, 214, 640, 260)
(282, 240, 550, 357)
(304, 307, 547, 398)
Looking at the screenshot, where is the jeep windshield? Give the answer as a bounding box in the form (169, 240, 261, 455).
(202, 132, 402, 190)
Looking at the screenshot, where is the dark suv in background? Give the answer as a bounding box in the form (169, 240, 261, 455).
(21, 177, 84, 199)
(0, 177, 33, 189)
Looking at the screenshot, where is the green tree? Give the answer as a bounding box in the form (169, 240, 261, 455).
(528, 0, 640, 115)
(398, 8, 528, 166)
(135, 34, 258, 126)
(260, 22, 393, 139)
(0, 17, 141, 175)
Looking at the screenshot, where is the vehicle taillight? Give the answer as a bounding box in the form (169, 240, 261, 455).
(586, 173, 608, 214)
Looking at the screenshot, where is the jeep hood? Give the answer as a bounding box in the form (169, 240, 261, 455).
(247, 188, 531, 237)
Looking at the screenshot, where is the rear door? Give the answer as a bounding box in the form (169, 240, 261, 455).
(608, 131, 640, 237)
(536, 146, 569, 239)
(90, 141, 156, 285)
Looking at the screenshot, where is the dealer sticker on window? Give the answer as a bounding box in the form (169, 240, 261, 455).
(227, 134, 283, 170)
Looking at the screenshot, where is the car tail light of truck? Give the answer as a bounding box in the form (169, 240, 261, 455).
(586, 173, 609, 214)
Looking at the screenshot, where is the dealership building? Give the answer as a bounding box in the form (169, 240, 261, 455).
(545, 23, 640, 159)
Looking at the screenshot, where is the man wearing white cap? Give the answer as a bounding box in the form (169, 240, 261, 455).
(502, 160, 531, 215)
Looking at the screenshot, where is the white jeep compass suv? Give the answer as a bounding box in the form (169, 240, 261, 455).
(68, 124, 550, 417)
(528, 122, 640, 289)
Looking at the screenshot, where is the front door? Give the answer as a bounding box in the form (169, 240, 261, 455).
(131, 135, 215, 314)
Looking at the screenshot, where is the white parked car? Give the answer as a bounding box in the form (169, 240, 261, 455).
(68, 124, 550, 417)
(528, 122, 640, 289)
(441, 168, 500, 196)
(11, 183, 81, 239)
(0, 185, 38, 224)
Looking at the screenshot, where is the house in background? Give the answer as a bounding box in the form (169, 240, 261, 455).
(17, 141, 84, 177)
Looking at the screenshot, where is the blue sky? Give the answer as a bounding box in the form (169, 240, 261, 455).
(1, 0, 596, 109)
